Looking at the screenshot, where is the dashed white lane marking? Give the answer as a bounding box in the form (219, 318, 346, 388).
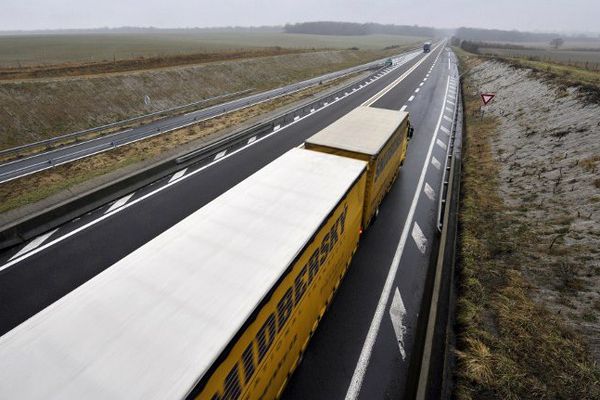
(408, 95, 415, 102)
(419, 82, 424, 86)
(168, 168, 187, 183)
(445, 106, 453, 112)
(324, 101, 329, 106)
(105, 193, 134, 214)
(214, 150, 227, 160)
(411, 222, 427, 254)
(389, 287, 407, 360)
(400, 105, 407, 111)
(247, 136, 257, 144)
(345, 68, 450, 400)
(9, 229, 59, 261)
(0, 52, 425, 272)
(310, 108, 315, 113)
(431, 156, 441, 170)
(436, 138, 447, 150)
(423, 77, 428, 81)
(443, 115, 453, 122)
(440, 125, 450, 134)
(415, 88, 420, 93)
(294, 116, 300, 121)
(424, 182, 435, 201)
(447, 100, 455, 105)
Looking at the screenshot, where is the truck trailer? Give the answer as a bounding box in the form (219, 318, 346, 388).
(305, 106, 412, 228)
(0, 148, 368, 400)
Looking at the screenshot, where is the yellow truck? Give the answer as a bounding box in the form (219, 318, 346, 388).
(0, 108, 413, 400)
(0, 148, 368, 400)
(305, 106, 413, 228)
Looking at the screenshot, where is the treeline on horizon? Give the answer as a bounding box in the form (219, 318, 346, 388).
(284, 21, 599, 42)
(284, 21, 435, 37)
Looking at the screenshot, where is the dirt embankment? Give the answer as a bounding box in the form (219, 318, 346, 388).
(0, 49, 393, 150)
(454, 50, 600, 399)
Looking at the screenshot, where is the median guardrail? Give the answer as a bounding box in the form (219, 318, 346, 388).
(0, 54, 415, 250)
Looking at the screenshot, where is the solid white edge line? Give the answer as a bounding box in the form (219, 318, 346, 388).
(0, 51, 426, 272)
(344, 74, 450, 400)
(361, 43, 441, 107)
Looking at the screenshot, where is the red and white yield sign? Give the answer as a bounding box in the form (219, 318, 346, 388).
(480, 93, 496, 106)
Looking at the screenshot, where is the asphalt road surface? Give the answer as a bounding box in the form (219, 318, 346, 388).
(0, 50, 419, 184)
(0, 41, 459, 399)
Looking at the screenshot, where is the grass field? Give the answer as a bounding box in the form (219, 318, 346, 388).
(0, 32, 426, 67)
(480, 47, 600, 70)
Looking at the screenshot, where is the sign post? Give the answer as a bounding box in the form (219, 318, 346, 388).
(479, 93, 496, 119)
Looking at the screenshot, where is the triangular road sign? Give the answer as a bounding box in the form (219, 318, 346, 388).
(481, 93, 495, 106)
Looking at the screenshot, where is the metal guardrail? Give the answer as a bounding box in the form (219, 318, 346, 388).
(0, 90, 254, 159)
(172, 56, 415, 166)
(0, 49, 419, 249)
(437, 66, 461, 232)
(0, 49, 417, 162)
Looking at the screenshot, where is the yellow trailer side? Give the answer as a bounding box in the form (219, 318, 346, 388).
(195, 165, 367, 400)
(305, 107, 411, 228)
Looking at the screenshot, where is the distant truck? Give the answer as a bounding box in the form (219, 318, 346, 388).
(423, 42, 432, 53)
(305, 106, 413, 228)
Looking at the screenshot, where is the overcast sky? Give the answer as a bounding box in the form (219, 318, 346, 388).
(3, 0, 599, 34)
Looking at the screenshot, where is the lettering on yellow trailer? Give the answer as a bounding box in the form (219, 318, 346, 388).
(195, 171, 366, 400)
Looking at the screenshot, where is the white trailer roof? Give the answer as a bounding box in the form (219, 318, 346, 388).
(306, 106, 408, 156)
(0, 148, 367, 400)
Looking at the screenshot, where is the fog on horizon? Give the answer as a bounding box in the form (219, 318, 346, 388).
(2, 0, 599, 35)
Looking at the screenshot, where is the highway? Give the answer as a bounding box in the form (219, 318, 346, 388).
(0, 50, 419, 184)
(0, 41, 459, 399)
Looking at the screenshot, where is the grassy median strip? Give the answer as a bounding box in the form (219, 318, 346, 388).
(454, 49, 600, 399)
(0, 71, 361, 215)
